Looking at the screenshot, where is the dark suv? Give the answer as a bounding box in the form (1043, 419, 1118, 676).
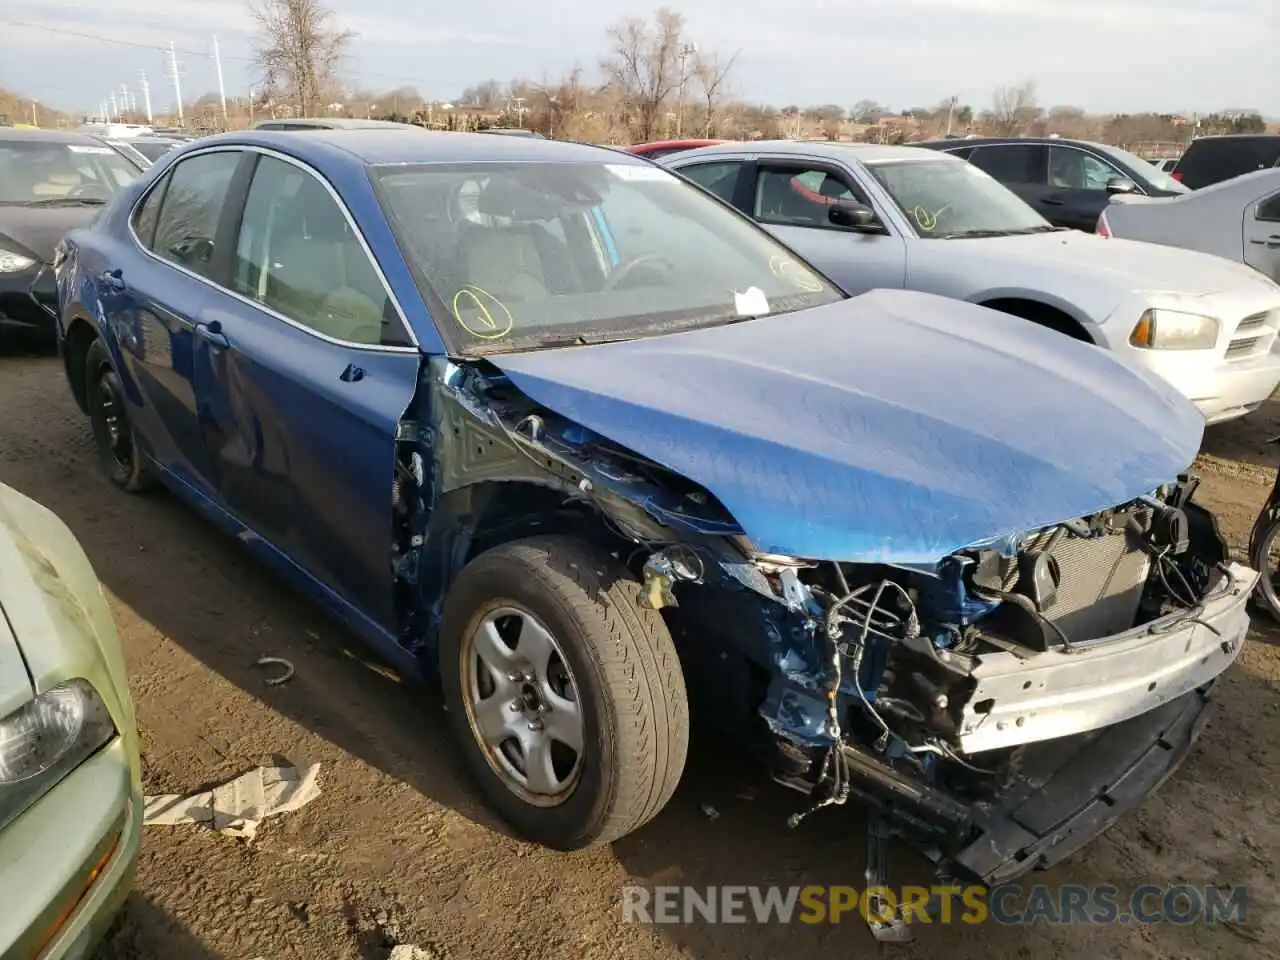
(1170, 135, 1280, 190)
(916, 137, 1187, 232)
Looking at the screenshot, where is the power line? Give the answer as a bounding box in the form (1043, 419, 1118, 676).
(1, 17, 508, 97)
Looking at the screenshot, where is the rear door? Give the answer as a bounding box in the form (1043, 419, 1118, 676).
(1046, 144, 1133, 232)
(967, 143, 1052, 216)
(740, 157, 906, 294)
(113, 148, 247, 494)
(1245, 189, 1280, 283)
(196, 150, 421, 628)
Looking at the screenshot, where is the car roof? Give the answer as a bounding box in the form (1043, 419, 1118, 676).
(193, 128, 634, 167)
(0, 127, 116, 146)
(668, 139, 959, 163)
(253, 117, 412, 130)
(916, 136, 1120, 152)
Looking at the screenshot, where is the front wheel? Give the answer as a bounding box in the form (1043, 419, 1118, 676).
(84, 339, 152, 493)
(440, 535, 690, 849)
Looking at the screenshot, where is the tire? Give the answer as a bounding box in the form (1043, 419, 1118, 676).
(84, 339, 152, 493)
(1251, 517, 1280, 623)
(440, 534, 689, 849)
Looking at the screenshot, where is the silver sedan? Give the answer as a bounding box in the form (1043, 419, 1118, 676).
(1100, 168, 1280, 283)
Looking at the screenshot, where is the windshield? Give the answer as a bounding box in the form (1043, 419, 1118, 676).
(372, 160, 844, 355)
(130, 140, 178, 162)
(1097, 144, 1189, 194)
(865, 159, 1053, 238)
(0, 139, 141, 204)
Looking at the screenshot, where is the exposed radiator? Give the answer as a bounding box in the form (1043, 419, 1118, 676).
(1001, 519, 1151, 643)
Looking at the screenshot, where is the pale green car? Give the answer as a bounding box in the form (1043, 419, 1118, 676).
(0, 482, 142, 959)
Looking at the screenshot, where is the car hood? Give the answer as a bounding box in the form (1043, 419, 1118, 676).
(492, 289, 1204, 565)
(0, 203, 105, 262)
(965, 230, 1264, 296)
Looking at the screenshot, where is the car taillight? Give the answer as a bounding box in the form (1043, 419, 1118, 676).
(1096, 212, 1111, 237)
(1171, 170, 1183, 182)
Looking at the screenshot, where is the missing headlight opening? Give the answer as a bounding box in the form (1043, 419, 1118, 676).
(385, 357, 1252, 935)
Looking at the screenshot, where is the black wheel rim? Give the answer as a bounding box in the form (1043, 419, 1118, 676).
(94, 373, 134, 471)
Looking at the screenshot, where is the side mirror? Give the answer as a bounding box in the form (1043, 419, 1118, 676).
(1105, 177, 1138, 195)
(829, 200, 884, 233)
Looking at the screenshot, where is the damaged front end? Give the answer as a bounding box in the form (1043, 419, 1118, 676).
(391, 355, 1253, 914)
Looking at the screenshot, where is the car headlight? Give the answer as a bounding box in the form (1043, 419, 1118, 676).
(0, 679, 116, 831)
(1129, 309, 1221, 350)
(0, 248, 37, 274)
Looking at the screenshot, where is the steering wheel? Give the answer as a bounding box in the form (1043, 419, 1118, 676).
(602, 253, 676, 292)
(67, 183, 103, 199)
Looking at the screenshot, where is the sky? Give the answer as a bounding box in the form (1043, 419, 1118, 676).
(1, 0, 1276, 118)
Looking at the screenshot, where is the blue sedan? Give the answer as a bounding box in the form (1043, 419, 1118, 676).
(53, 129, 1234, 899)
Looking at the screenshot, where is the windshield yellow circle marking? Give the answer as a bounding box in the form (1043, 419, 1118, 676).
(451, 285, 514, 340)
(768, 255, 825, 293)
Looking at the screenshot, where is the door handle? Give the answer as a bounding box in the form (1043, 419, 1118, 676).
(195, 322, 229, 349)
(99, 268, 125, 292)
(1249, 235, 1280, 248)
(1039, 196, 1066, 206)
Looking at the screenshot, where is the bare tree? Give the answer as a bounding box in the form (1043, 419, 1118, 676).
(601, 8, 686, 142)
(693, 48, 739, 137)
(850, 99, 884, 124)
(251, 0, 354, 118)
(987, 80, 1040, 136)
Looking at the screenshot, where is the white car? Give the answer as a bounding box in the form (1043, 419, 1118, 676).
(1099, 168, 1280, 285)
(664, 141, 1280, 425)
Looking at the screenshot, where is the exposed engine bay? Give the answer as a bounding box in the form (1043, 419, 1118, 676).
(390, 358, 1255, 922)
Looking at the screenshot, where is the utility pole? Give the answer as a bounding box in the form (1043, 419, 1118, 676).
(139, 70, 154, 122)
(120, 83, 130, 121)
(110, 91, 119, 120)
(213, 35, 228, 125)
(248, 86, 256, 126)
(30, 100, 39, 127)
(511, 96, 526, 128)
(944, 95, 958, 136)
(168, 41, 185, 127)
(676, 41, 698, 138)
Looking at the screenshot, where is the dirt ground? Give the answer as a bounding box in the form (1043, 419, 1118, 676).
(1, 349, 1277, 960)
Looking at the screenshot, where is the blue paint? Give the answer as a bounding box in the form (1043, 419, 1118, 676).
(591, 205, 620, 266)
(495, 289, 1204, 566)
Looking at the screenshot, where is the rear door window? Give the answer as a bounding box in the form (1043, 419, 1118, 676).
(1258, 192, 1280, 223)
(150, 150, 241, 279)
(677, 161, 744, 203)
(968, 144, 1047, 185)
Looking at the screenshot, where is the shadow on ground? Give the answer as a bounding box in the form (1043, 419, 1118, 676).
(96, 893, 220, 960)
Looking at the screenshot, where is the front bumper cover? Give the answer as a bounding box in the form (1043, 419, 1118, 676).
(0, 262, 58, 335)
(951, 678, 1218, 884)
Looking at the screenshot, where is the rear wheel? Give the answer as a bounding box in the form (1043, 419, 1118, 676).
(440, 535, 689, 849)
(1251, 516, 1280, 622)
(85, 339, 152, 493)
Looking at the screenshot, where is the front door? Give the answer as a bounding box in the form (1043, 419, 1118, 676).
(1045, 145, 1132, 232)
(745, 160, 907, 295)
(196, 151, 421, 628)
(1245, 189, 1280, 284)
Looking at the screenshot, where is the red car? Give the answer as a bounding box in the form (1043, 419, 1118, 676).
(626, 139, 728, 161)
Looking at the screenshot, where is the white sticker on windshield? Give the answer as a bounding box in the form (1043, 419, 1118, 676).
(606, 163, 678, 182)
(67, 144, 115, 155)
(733, 286, 770, 317)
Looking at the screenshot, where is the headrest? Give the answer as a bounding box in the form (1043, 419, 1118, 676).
(477, 176, 563, 222)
